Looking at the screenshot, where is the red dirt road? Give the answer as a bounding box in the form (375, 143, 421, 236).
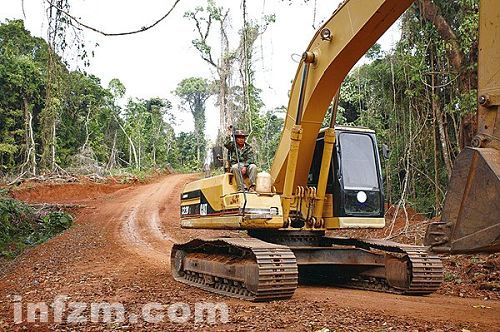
(1, 174, 498, 331)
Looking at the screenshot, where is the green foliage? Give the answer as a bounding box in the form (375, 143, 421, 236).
(174, 77, 212, 166)
(0, 20, 49, 174)
(168, 131, 200, 171)
(0, 19, 183, 175)
(121, 97, 174, 169)
(336, 1, 479, 215)
(257, 108, 285, 171)
(0, 196, 73, 258)
(366, 43, 383, 60)
(108, 78, 126, 99)
(57, 72, 114, 165)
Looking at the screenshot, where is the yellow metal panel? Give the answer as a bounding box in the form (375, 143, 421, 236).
(183, 174, 236, 212)
(270, 0, 414, 191)
(223, 193, 241, 210)
(323, 194, 334, 218)
(181, 216, 243, 229)
(181, 215, 284, 230)
(180, 198, 200, 206)
(219, 192, 283, 213)
(325, 217, 385, 229)
(241, 216, 284, 229)
(333, 125, 374, 134)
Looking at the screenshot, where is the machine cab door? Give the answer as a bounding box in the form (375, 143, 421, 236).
(309, 127, 385, 220)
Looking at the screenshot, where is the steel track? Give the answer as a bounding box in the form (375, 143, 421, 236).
(171, 235, 443, 301)
(171, 238, 298, 301)
(250, 232, 444, 295)
(343, 238, 443, 294)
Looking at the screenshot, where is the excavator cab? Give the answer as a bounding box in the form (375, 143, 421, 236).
(308, 126, 385, 225)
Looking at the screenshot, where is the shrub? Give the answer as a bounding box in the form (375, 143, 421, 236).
(0, 196, 73, 258)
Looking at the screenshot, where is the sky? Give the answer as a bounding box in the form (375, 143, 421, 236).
(1, 0, 401, 142)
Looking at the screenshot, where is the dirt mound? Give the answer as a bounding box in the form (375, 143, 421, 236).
(440, 254, 499, 299)
(10, 180, 133, 204)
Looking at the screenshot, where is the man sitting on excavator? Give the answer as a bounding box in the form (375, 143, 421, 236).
(224, 128, 257, 192)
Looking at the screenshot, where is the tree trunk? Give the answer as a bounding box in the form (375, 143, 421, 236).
(113, 114, 138, 168)
(430, 50, 453, 179)
(51, 120, 56, 170)
(129, 144, 132, 166)
(39, 103, 58, 173)
(23, 96, 37, 175)
(418, 0, 464, 74)
(107, 131, 117, 170)
(433, 96, 453, 178)
(432, 98, 440, 213)
(152, 143, 156, 167)
(82, 107, 91, 151)
(138, 141, 141, 170)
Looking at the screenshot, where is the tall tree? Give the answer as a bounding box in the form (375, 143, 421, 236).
(184, 1, 233, 140)
(0, 20, 49, 175)
(174, 77, 212, 165)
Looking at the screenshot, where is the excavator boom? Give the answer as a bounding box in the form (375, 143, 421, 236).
(270, 0, 414, 190)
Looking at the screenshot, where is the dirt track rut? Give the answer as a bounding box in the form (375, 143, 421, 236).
(0, 173, 498, 331)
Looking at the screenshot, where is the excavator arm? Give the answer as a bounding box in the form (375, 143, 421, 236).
(270, 0, 499, 253)
(270, 0, 414, 189)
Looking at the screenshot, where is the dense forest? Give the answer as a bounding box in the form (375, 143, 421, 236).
(336, 0, 479, 215)
(0, 0, 479, 216)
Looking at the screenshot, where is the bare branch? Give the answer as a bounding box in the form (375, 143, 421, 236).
(21, 0, 27, 19)
(45, 0, 182, 37)
(204, 15, 212, 40)
(190, 10, 217, 67)
(193, 12, 205, 40)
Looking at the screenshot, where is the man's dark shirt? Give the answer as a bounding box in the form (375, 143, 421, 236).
(224, 137, 255, 166)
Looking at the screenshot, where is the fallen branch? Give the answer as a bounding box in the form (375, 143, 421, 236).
(30, 202, 89, 209)
(7, 171, 27, 186)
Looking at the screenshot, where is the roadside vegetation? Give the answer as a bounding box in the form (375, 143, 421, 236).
(0, 15, 283, 181)
(0, 191, 72, 260)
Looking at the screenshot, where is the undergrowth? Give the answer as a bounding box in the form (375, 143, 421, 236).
(0, 192, 73, 259)
(109, 166, 173, 183)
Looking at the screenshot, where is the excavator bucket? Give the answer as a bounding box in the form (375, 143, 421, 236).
(425, 147, 500, 253)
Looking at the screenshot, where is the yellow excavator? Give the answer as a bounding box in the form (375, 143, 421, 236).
(172, 0, 499, 301)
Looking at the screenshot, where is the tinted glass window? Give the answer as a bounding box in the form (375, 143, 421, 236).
(339, 133, 379, 190)
(344, 190, 381, 215)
